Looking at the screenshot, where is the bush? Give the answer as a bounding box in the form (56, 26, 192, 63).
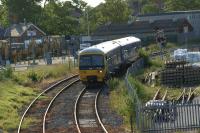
(0, 67, 13, 81)
(108, 78, 120, 91)
(27, 71, 42, 82)
(139, 48, 151, 66)
(4, 67, 13, 78)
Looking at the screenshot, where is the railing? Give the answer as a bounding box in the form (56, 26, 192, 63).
(139, 101, 200, 133)
(125, 58, 144, 131)
(125, 58, 144, 105)
(125, 58, 200, 133)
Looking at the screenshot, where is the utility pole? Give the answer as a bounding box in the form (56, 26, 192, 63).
(86, 9, 90, 36)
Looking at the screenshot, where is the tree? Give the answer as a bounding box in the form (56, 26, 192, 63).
(72, 0, 87, 10)
(79, 0, 131, 34)
(102, 0, 131, 23)
(139, 0, 165, 14)
(165, 0, 200, 11)
(0, 3, 9, 27)
(1, 0, 42, 23)
(39, 1, 81, 35)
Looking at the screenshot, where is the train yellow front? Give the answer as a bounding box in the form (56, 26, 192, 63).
(79, 48, 106, 83)
(78, 36, 141, 84)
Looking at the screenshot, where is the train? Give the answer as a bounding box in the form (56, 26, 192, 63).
(78, 36, 141, 84)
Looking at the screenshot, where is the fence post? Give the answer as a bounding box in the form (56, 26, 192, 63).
(130, 114, 133, 133)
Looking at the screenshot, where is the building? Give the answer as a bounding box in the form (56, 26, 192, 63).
(92, 18, 193, 44)
(137, 10, 200, 39)
(4, 22, 46, 49)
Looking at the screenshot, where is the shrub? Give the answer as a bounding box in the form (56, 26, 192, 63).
(27, 71, 42, 82)
(0, 67, 13, 81)
(108, 78, 120, 91)
(4, 67, 13, 78)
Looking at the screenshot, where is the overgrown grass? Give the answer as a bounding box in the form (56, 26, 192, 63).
(128, 76, 181, 103)
(108, 78, 135, 130)
(0, 81, 38, 130)
(0, 64, 77, 131)
(13, 64, 77, 86)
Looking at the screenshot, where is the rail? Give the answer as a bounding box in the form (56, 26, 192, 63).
(74, 87, 108, 133)
(17, 74, 78, 133)
(42, 78, 80, 133)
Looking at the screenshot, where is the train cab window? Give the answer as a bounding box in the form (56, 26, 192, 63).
(79, 55, 104, 70)
(92, 55, 104, 66)
(79, 56, 91, 66)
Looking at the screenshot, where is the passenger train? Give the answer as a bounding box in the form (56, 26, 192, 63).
(78, 36, 141, 84)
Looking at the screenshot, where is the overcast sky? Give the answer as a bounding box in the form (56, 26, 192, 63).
(0, 0, 105, 7)
(82, 0, 105, 7)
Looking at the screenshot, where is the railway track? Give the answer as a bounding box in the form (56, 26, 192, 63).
(18, 74, 83, 133)
(75, 87, 108, 133)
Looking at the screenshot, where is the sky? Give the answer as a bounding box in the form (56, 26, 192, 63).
(82, 0, 105, 7)
(0, 0, 105, 7)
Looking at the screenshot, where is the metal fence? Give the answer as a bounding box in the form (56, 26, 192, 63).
(125, 58, 144, 105)
(138, 101, 200, 133)
(125, 58, 200, 133)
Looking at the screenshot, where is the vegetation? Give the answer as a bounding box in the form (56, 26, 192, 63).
(129, 0, 200, 15)
(0, 64, 76, 131)
(0, 81, 38, 130)
(1, 0, 200, 35)
(14, 64, 77, 86)
(108, 78, 134, 129)
(108, 42, 180, 131)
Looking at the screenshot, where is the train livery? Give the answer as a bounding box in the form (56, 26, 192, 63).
(78, 36, 141, 84)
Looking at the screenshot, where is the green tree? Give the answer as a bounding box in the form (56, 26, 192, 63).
(165, 0, 200, 11)
(103, 0, 131, 23)
(1, 0, 42, 23)
(39, 1, 81, 35)
(80, 0, 131, 34)
(0, 4, 9, 27)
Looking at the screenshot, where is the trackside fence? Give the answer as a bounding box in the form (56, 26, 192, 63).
(125, 58, 144, 104)
(125, 58, 200, 133)
(138, 101, 200, 133)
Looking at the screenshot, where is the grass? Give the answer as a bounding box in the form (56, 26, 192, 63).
(0, 80, 38, 130)
(0, 63, 77, 132)
(13, 64, 77, 86)
(108, 78, 134, 130)
(128, 76, 182, 103)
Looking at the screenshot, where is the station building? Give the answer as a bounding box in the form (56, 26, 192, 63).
(4, 22, 46, 49)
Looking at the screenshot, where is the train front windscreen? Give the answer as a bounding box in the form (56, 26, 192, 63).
(79, 55, 104, 70)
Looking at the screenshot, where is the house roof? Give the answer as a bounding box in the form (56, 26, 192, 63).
(138, 10, 200, 17)
(4, 23, 46, 37)
(93, 18, 193, 36)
